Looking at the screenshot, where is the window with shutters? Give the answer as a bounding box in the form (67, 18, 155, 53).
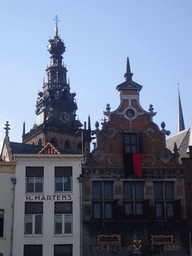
(92, 181, 115, 220)
(55, 202, 72, 234)
(26, 167, 44, 193)
(55, 167, 72, 192)
(25, 202, 43, 235)
(154, 181, 180, 219)
(123, 182, 148, 219)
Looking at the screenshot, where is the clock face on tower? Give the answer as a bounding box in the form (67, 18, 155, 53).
(59, 112, 70, 124)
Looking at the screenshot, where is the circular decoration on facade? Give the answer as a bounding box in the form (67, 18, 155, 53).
(92, 147, 105, 163)
(126, 109, 135, 118)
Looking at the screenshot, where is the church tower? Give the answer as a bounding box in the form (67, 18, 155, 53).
(22, 14, 82, 150)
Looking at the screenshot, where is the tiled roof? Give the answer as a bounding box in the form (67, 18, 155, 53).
(166, 128, 190, 162)
(9, 142, 82, 155)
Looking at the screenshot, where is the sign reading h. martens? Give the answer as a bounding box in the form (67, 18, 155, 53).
(25, 195, 72, 201)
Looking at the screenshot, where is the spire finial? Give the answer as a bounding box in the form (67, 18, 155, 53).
(124, 57, 133, 81)
(178, 84, 185, 133)
(4, 121, 10, 138)
(53, 11, 60, 37)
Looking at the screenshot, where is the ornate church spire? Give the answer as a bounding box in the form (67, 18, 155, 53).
(178, 84, 185, 133)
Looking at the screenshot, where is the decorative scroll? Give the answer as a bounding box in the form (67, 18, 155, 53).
(97, 235, 121, 246)
(151, 235, 174, 245)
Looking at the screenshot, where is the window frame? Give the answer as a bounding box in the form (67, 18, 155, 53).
(154, 181, 175, 219)
(123, 132, 143, 154)
(55, 167, 72, 193)
(92, 181, 114, 220)
(24, 245, 42, 256)
(26, 167, 44, 193)
(24, 202, 43, 235)
(54, 244, 72, 256)
(123, 181, 145, 219)
(54, 202, 73, 235)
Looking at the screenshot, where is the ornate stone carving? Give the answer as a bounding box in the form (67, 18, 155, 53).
(158, 148, 172, 164)
(92, 147, 105, 163)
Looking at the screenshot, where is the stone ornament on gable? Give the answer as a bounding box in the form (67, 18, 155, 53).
(92, 147, 105, 163)
(158, 148, 172, 164)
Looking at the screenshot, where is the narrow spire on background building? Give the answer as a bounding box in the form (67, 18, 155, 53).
(178, 84, 185, 133)
(23, 121, 25, 137)
(124, 57, 133, 81)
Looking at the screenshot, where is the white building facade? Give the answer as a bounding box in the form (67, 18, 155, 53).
(13, 153, 82, 256)
(0, 161, 15, 256)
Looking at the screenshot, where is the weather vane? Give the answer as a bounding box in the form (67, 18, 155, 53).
(53, 11, 60, 36)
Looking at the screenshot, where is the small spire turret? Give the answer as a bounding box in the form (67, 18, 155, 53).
(124, 57, 133, 81)
(178, 84, 185, 133)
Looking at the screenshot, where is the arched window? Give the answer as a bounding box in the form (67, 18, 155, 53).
(38, 138, 42, 146)
(64, 141, 70, 149)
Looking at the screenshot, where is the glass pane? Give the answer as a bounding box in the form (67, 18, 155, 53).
(55, 203, 72, 214)
(35, 177, 43, 192)
(125, 202, 132, 215)
(131, 145, 137, 153)
(165, 182, 174, 200)
(55, 177, 63, 192)
(135, 203, 143, 215)
(154, 182, 163, 199)
(124, 182, 132, 199)
(25, 202, 43, 214)
(105, 203, 112, 219)
(156, 203, 163, 218)
(93, 182, 102, 200)
(54, 245, 72, 256)
(35, 215, 42, 234)
(27, 177, 34, 192)
(55, 215, 62, 234)
(167, 202, 174, 218)
(64, 177, 71, 192)
(124, 134, 131, 144)
(25, 215, 32, 234)
(104, 182, 113, 200)
(130, 134, 137, 144)
(65, 215, 72, 234)
(93, 203, 101, 219)
(125, 145, 131, 153)
(135, 183, 144, 199)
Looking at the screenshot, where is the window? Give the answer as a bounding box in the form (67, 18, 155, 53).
(123, 182, 147, 219)
(55, 202, 72, 234)
(54, 245, 72, 256)
(55, 167, 72, 192)
(24, 245, 42, 256)
(26, 167, 44, 193)
(25, 202, 43, 235)
(123, 132, 143, 153)
(0, 210, 3, 237)
(92, 181, 114, 219)
(154, 181, 178, 219)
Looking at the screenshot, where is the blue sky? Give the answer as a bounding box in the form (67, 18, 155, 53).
(0, 0, 191, 150)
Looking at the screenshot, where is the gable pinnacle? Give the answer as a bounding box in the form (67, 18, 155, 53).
(4, 121, 10, 138)
(124, 57, 133, 81)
